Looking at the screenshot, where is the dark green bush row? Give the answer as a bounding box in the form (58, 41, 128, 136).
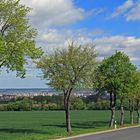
(0, 95, 132, 111)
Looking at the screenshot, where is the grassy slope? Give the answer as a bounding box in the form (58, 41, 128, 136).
(0, 111, 137, 140)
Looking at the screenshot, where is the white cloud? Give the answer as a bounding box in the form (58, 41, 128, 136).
(130, 57, 140, 61)
(37, 28, 93, 52)
(20, 0, 140, 62)
(21, 0, 97, 28)
(111, 0, 134, 18)
(36, 27, 140, 63)
(20, 0, 105, 52)
(111, 0, 140, 21)
(21, 0, 83, 27)
(125, 2, 140, 21)
(88, 28, 106, 37)
(94, 35, 140, 62)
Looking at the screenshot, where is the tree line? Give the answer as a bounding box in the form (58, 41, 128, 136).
(36, 43, 140, 132)
(0, 95, 110, 111)
(0, 94, 134, 111)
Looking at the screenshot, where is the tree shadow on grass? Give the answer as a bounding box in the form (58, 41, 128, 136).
(0, 128, 47, 134)
(42, 121, 109, 129)
(72, 121, 108, 129)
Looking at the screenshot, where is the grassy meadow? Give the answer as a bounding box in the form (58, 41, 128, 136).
(0, 110, 137, 140)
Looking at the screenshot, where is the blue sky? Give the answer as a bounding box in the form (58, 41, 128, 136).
(1, 0, 140, 88)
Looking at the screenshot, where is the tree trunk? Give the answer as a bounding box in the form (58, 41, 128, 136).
(129, 100, 134, 125)
(109, 107, 115, 127)
(136, 100, 140, 124)
(120, 106, 124, 126)
(130, 110, 133, 125)
(109, 93, 116, 128)
(65, 105, 71, 132)
(63, 89, 72, 132)
(120, 99, 124, 126)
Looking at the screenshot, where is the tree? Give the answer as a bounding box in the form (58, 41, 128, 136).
(135, 90, 140, 124)
(0, 0, 42, 77)
(132, 71, 140, 124)
(95, 51, 137, 127)
(36, 42, 97, 132)
(119, 70, 138, 126)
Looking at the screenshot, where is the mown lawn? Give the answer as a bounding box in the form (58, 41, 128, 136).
(0, 111, 137, 140)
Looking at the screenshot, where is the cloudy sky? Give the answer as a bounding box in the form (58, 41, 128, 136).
(1, 0, 140, 88)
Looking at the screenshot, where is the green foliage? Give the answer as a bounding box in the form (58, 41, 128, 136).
(96, 51, 137, 99)
(87, 102, 96, 110)
(70, 96, 86, 110)
(36, 42, 97, 91)
(87, 100, 110, 110)
(132, 71, 140, 101)
(36, 42, 97, 132)
(0, 0, 43, 77)
(0, 104, 7, 111)
(47, 103, 57, 110)
(7, 98, 32, 111)
(0, 95, 117, 111)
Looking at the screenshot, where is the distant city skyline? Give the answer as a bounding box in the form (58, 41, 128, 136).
(1, 0, 140, 88)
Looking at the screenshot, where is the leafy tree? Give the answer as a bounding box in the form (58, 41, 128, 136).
(132, 71, 140, 124)
(36, 42, 97, 132)
(95, 51, 137, 127)
(125, 71, 139, 125)
(0, 0, 42, 77)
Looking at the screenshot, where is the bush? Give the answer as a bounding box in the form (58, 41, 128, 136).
(32, 104, 42, 111)
(87, 102, 96, 110)
(70, 97, 86, 110)
(87, 100, 110, 110)
(6, 98, 32, 111)
(0, 105, 7, 111)
(48, 103, 57, 110)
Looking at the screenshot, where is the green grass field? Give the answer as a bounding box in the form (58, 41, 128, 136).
(0, 111, 137, 140)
